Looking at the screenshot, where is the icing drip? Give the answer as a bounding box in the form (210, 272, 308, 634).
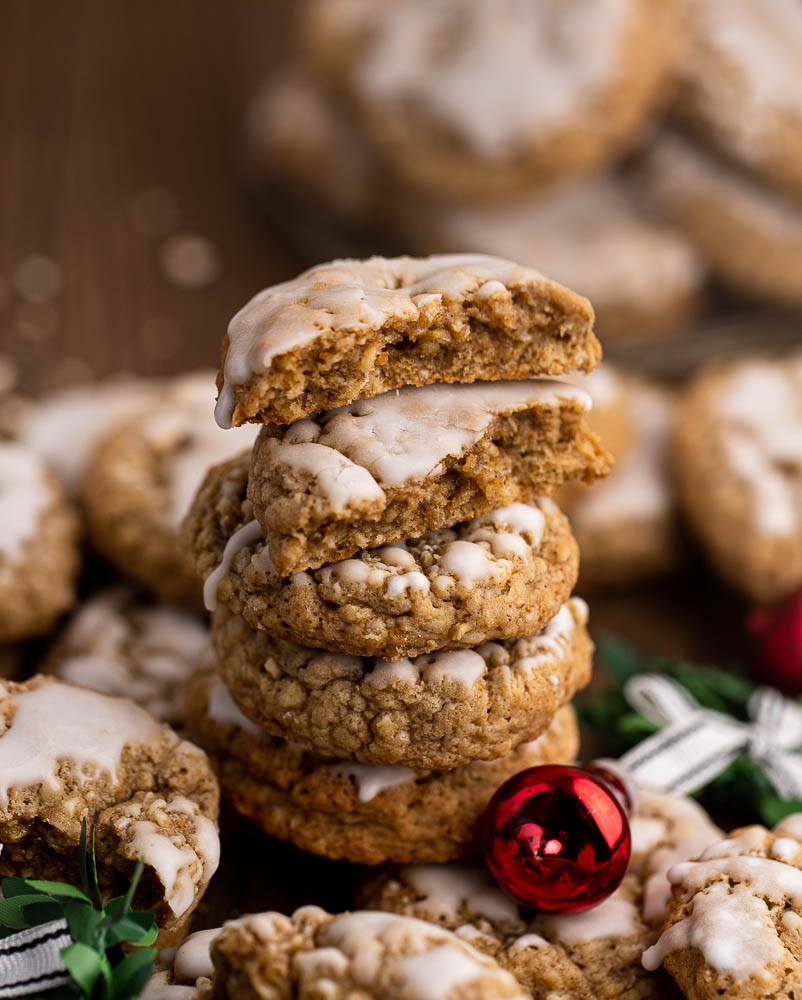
(203, 519, 263, 611)
(327, 761, 417, 802)
(400, 864, 519, 924)
(544, 891, 640, 944)
(207, 680, 262, 738)
(0, 444, 51, 568)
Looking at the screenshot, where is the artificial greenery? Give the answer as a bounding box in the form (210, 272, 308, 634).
(579, 634, 802, 826)
(0, 822, 158, 1000)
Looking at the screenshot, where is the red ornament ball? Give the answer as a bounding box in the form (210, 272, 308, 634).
(748, 586, 802, 696)
(482, 764, 631, 913)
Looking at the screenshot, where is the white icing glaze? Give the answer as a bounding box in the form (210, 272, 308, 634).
(268, 379, 588, 491)
(511, 602, 583, 674)
(570, 384, 672, 528)
(642, 881, 784, 978)
(544, 891, 640, 944)
(716, 361, 802, 537)
(0, 679, 162, 810)
(772, 837, 800, 862)
(327, 761, 418, 802)
(140, 971, 198, 1000)
(669, 854, 802, 904)
(112, 795, 219, 917)
(509, 933, 548, 951)
(207, 679, 262, 738)
(344, 0, 629, 157)
(203, 519, 263, 612)
(0, 443, 51, 568)
(216, 254, 583, 427)
(400, 865, 519, 924)
(20, 379, 157, 493)
(775, 814, 802, 841)
(172, 927, 218, 981)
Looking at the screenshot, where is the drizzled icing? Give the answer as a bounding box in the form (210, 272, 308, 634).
(716, 359, 802, 537)
(316, 501, 549, 596)
(216, 253, 576, 427)
(570, 384, 672, 528)
(399, 865, 519, 924)
(267, 380, 589, 497)
(315, 910, 524, 999)
(0, 443, 51, 568)
(111, 796, 220, 917)
(337, 0, 628, 157)
(327, 761, 418, 802)
(203, 519, 263, 612)
(207, 679, 262, 738)
(544, 890, 640, 944)
(0, 678, 163, 810)
(172, 927, 217, 981)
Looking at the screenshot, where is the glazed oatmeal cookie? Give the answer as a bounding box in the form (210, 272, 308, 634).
(244, 379, 610, 575)
(673, 355, 802, 603)
(0, 441, 81, 643)
(186, 452, 578, 659)
(208, 906, 527, 1000)
(362, 789, 721, 1000)
(300, 0, 677, 200)
(671, 0, 802, 200)
(211, 597, 591, 770)
(45, 586, 208, 725)
(643, 815, 802, 999)
(0, 675, 220, 946)
(640, 131, 802, 307)
(186, 656, 578, 865)
(215, 254, 600, 427)
(83, 371, 256, 607)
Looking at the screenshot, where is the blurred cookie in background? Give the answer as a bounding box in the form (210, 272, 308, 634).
(639, 131, 802, 309)
(562, 376, 680, 591)
(45, 586, 207, 726)
(299, 0, 679, 201)
(0, 441, 81, 643)
(82, 371, 257, 609)
(674, 354, 802, 604)
(243, 69, 387, 230)
(397, 176, 704, 345)
(672, 0, 802, 201)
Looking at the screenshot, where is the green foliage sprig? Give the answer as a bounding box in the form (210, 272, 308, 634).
(579, 634, 802, 827)
(0, 822, 157, 1000)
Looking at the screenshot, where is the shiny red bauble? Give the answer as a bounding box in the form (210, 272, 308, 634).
(482, 764, 631, 913)
(748, 586, 802, 696)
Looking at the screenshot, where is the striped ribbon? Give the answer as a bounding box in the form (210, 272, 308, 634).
(620, 673, 802, 798)
(0, 919, 72, 997)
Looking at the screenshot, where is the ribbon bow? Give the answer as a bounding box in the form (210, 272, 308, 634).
(619, 673, 802, 799)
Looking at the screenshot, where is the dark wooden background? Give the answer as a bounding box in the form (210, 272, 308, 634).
(0, 1, 305, 393)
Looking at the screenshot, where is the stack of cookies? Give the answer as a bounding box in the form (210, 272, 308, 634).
(183, 254, 612, 866)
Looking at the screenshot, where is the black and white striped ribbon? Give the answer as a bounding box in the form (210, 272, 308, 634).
(619, 674, 802, 799)
(0, 919, 72, 998)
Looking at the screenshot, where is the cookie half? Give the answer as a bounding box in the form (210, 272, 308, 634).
(45, 586, 208, 725)
(186, 452, 578, 659)
(640, 131, 802, 307)
(0, 441, 81, 643)
(83, 371, 257, 607)
(186, 657, 578, 865)
(211, 597, 591, 770)
(643, 816, 802, 999)
(215, 254, 600, 427)
(673, 355, 802, 603)
(245, 378, 610, 575)
(0, 675, 220, 946)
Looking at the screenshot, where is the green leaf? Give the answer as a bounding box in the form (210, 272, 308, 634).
(107, 914, 157, 948)
(63, 898, 104, 946)
(121, 858, 145, 916)
(24, 879, 92, 903)
(1, 876, 45, 898)
(61, 940, 111, 997)
(110, 948, 157, 1000)
(0, 893, 52, 929)
(20, 900, 65, 927)
(78, 820, 102, 911)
